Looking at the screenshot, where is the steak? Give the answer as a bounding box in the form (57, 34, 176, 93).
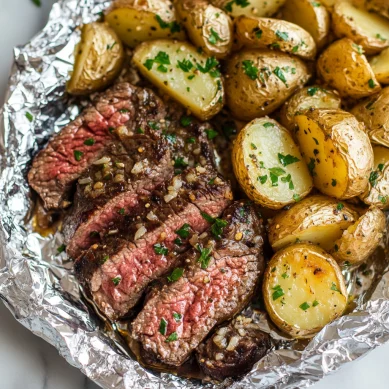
(197, 315, 271, 380)
(131, 201, 265, 366)
(75, 167, 232, 319)
(28, 82, 165, 210)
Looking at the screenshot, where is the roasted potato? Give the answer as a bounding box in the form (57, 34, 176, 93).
(66, 22, 124, 95)
(210, 0, 286, 18)
(360, 145, 389, 210)
(369, 48, 389, 84)
(352, 0, 389, 20)
(295, 109, 374, 199)
(268, 194, 359, 251)
(133, 39, 224, 120)
(330, 207, 386, 265)
(232, 118, 312, 209)
(332, 1, 389, 55)
(351, 87, 389, 147)
(263, 243, 348, 338)
(225, 49, 311, 121)
(174, 0, 233, 59)
(234, 16, 317, 60)
(317, 38, 381, 99)
(279, 86, 342, 131)
(105, 0, 185, 48)
(280, 0, 330, 49)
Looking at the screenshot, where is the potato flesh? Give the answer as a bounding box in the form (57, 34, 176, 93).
(370, 48, 389, 84)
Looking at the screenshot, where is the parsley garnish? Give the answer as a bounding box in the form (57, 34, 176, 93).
(307, 158, 316, 176)
(175, 223, 191, 239)
(272, 285, 284, 300)
(166, 332, 178, 342)
(225, 0, 250, 12)
(299, 302, 310, 311)
(155, 15, 181, 33)
(84, 138, 95, 146)
(153, 243, 168, 255)
(208, 28, 224, 45)
(211, 218, 228, 239)
(144, 51, 171, 73)
(337, 203, 344, 211)
(32, 0, 41, 6)
(74, 150, 83, 161)
(118, 208, 125, 215)
(369, 170, 379, 187)
(196, 57, 220, 77)
(268, 167, 286, 187)
(201, 211, 215, 223)
(368, 79, 376, 88)
(312, 300, 319, 307)
(263, 122, 274, 128)
(275, 30, 289, 41)
(196, 245, 212, 269)
(278, 153, 300, 166)
(205, 129, 218, 139)
(311, 1, 321, 6)
(258, 175, 267, 184)
(167, 267, 184, 282)
(177, 59, 193, 72)
(378, 163, 384, 172)
(180, 115, 192, 127)
(57, 244, 66, 254)
(242, 60, 258, 80)
(293, 193, 301, 202)
(174, 157, 188, 169)
(159, 318, 168, 335)
(255, 28, 263, 39)
(173, 312, 182, 322)
(112, 276, 121, 286)
(330, 282, 341, 293)
(273, 66, 288, 85)
(25, 112, 34, 122)
(332, 178, 337, 187)
(307, 87, 319, 96)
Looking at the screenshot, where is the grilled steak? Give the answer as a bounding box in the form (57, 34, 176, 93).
(197, 315, 271, 380)
(131, 201, 265, 366)
(28, 82, 165, 210)
(75, 167, 232, 319)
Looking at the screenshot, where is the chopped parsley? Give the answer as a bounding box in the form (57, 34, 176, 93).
(25, 112, 34, 122)
(167, 267, 184, 282)
(242, 60, 258, 80)
(312, 300, 319, 307)
(153, 243, 169, 255)
(175, 223, 191, 239)
(273, 66, 288, 86)
(378, 163, 384, 172)
(187, 137, 196, 144)
(180, 115, 192, 127)
(268, 167, 286, 187)
(352, 43, 364, 54)
(275, 30, 289, 41)
(211, 218, 228, 240)
(144, 51, 171, 73)
(337, 203, 344, 211)
(119, 108, 129, 113)
(164, 133, 176, 144)
(155, 15, 181, 33)
(258, 175, 268, 184)
(196, 57, 220, 77)
(106, 42, 117, 50)
(225, 0, 250, 12)
(57, 244, 66, 254)
(376, 33, 387, 41)
(201, 211, 215, 223)
(281, 272, 289, 279)
(307, 158, 316, 176)
(174, 156, 188, 169)
(278, 153, 300, 167)
(32, 0, 41, 6)
(84, 138, 95, 146)
(118, 208, 125, 215)
(205, 129, 218, 139)
(331, 178, 337, 187)
(292, 45, 299, 53)
(378, 195, 387, 204)
(255, 28, 263, 39)
(369, 170, 379, 187)
(112, 276, 121, 286)
(173, 312, 182, 322)
(263, 122, 274, 128)
(100, 255, 109, 264)
(166, 332, 178, 342)
(272, 284, 284, 301)
(208, 28, 224, 45)
(196, 245, 212, 269)
(159, 318, 168, 335)
(74, 150, 83, 161)
(368, 79, 376, 88)
(311, 1, 321, 6)
(299, 302, 310, 311)
(177, 59, 194, 72)
(293, 193, 301, 202)
(307, 87, 319, 96)
(330, 282, 341, 293)
(208, 177, 216, 185)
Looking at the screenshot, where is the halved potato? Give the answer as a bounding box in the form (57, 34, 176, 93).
(66, 22, 124, 95)
(105, 0, 185, 48)
(224, 49, 311, 121)
(280, 0, 330, 49)
(317, 38, 381, 99)
(175, 0, 233, 59)
(263, 243, 348, 338)
(279, 86, 341, 131)
(133, 40, 224, 120)
(268, 194, 359, 251)
(352, 0, 389, 20)
(234, 16, 317, 60)
(232, 118, 312, 209)
(295, 109, 374, 199)
(210, 0, 286, 18)
(360, 145, 389, 210)
(332, 1, 389, 55)
(330, 207, 386, 265)
(351, 87, 389, 147)
(369, 48, 389, 84)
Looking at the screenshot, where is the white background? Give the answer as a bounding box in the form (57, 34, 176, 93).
(1, 0, 389, 388)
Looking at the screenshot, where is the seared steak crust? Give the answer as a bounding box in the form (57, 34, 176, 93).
(131, 201, 265, 366)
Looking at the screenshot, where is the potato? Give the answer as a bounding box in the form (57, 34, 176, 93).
(234, 16, 317, 60)
(369, 48, 389, 84)
(105, 0, 185, 48)
(352, 0, 389, 20)
(66, 22, 124, 95)
(360, 145, 389, 210)
(351, 87, 389, 147)
(295, 109, 374, 199)
(174, 0, 233, 59)
(268, 194, 359, 251)
(279, 86, 341, 131)
(317, 38, 381, 99)
(332, 1, 389, 55)
(210, 0, 286, 18)
(263, 243, 348, 338)
(133, 40, 224, 120)
(330, 207, 386, 265)
(232, 118, 312, 209)
(224, 49, 311, 121)
(280, 0, 330, 49)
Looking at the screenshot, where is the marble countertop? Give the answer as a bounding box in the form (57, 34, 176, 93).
(1, 1, 389, 388)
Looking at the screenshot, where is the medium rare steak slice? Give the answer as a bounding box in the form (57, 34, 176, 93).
(131, 201, 265, 366)
(75, 168, 232, 319)
(28, 82, 165, 210)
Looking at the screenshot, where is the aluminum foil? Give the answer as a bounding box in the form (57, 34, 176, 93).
(1, 1, 389, 388)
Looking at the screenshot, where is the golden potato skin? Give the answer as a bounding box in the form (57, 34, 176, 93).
(317, 38, 381, 99)
(175, 0, 233, 59)
(211, 0, 286, 18)
(351, 87, 389, 147)
(234, 16, 317, 60)
(225, 49, 311, 121)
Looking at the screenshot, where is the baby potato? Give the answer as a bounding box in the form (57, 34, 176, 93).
(369, 48, 389, 84)
(175, 0, 233, 59)
(232, 118, 313, 209)
(234, 16, 317, 60)
(332, 1, 389, 55)
(317, 38, 381, 99)
(105, 0, 185, 48)
(351, 87, 389, 147)
(268, 194, 359, 251)
(263, 243, 348, 338)
(280, 0, 330, 49)
(279, 86, 341, 132)
(66, 22, 124, 95)
(295, 109, 374, 199)
(330, 207, 386, 266)
(225, 49, 311, 121)
(352, 0, 389, 20)
(133, 39, 224, 120)
(210, 0, 286, 18)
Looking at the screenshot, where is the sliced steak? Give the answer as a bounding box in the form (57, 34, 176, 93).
(197, 315, 271, 380)
(131, 201, 265, 366)
(75, 168, 232, 319)
(28, 82, 165, 210)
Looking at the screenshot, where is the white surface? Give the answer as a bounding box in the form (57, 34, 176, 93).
(1, 1, 389, 388)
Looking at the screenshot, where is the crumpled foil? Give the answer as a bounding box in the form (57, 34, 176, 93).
(1, 1, 389, 388)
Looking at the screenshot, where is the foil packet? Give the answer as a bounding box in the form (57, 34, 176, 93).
(1, 1, 389, 388)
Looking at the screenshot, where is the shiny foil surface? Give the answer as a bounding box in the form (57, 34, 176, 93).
(1, 1, 389, 388)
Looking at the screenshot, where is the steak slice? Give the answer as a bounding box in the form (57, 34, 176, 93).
(28, 82, 165, 210)
(131, 201, 265, 366)
(75, 168, 232, 319)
